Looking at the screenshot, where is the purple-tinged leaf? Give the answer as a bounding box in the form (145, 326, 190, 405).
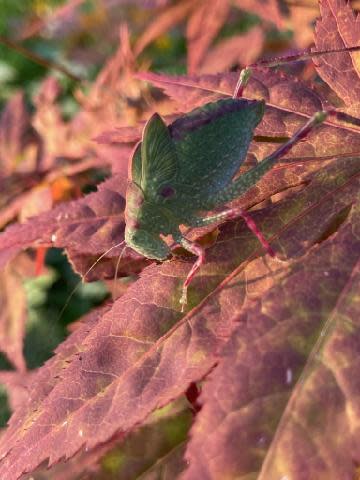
(0, 370, 35, 412)
(90, 399, 190, 480)
(0, 175, 146, 278)
(183, 202, 360, 480)
(0, 306, 109, 457)
(288, 3, 319, 48)
(314, 0, 360, 117)
(0, 158, 358, 479)
(0, 156, 106, 231)
(94, 126, 142, 145)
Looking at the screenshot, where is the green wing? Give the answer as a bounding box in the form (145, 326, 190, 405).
(168, 98, 265, 211)
(140, 113, 178, 198)
(129, 100, 264, 223)
(129, 141, 142, 184)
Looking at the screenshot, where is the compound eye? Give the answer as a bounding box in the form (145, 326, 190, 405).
(159, 185, 176, 198)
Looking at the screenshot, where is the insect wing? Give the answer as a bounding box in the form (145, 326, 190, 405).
(128, 141, 142, 184)
(169, 98, 265, 210)
(140, 113, 178, 198)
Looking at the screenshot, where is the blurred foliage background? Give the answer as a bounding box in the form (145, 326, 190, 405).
(0, 0, 111, 426)
(0, 0, 333, 427)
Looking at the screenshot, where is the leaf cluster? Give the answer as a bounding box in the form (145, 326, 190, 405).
(0, 0, 359, 479)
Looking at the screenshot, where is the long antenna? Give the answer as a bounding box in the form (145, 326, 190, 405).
(56, 240, 126, 322)
(248, 45, 360, 69)
(112, 244, 128, 301)
(233, 45, 360, 99)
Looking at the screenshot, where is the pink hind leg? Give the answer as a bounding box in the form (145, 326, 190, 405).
(225, 207, 275, 257)
(189, 206, 275, 257)
(176, 205, 274, 311)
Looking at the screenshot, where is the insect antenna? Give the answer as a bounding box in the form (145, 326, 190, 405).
(233, 44, 360, 98)
(247, 44, 360, 69)
(112, 244, 129, 301)
(56, 239, 126, 323)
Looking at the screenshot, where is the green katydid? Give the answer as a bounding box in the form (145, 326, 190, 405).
(123, 46, 360, 311)
(53, 46, 360, 320)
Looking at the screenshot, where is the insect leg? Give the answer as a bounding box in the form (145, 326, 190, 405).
(230, 208, 275, 256)
(217, 110, 328, 206)
(217, 109, 360, 209)
(192, 110, 333, 257)
(173, 233, 206, 311)
(233, 67, 252, 98)
(190, 209, 275, 256)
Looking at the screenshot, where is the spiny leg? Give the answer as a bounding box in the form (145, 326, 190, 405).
(197, 107, 360, 252)
(174, 74, 359, 309)
(186, 109, 333, 264)
(190, 208, 275, 257)
(175, 209, 273, 311)
(217, 110, 328, 206)
(173, 233, 206, 311)
(177, 111, 331, 307)
(188, 111, 329, 258)
(176, 207, 274, 311)
(174, 108, 358, 308)
(235, 208, 275, 256)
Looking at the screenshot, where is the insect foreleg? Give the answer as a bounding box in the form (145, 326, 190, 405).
(173, 232, 206, 311)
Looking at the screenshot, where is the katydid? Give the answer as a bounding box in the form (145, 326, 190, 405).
(124, 46, 360, 310)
